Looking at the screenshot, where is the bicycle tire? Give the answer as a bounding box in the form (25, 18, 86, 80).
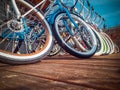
(53, 13, 97, 58)
(0, 0, 53, 64)
(101, 32, 114, 54)
(87, 25, 104, 56)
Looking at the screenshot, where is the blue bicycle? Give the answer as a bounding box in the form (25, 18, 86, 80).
(44, 0, 97, 58)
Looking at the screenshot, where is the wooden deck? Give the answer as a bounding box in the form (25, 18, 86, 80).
(0, 53, 120, 90)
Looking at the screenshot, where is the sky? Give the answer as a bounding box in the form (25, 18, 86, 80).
(89, 0, 120, 28)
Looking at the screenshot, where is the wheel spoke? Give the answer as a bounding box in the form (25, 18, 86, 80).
(11, 32, 17, 53)
(24, 34, 30, 54)
(4, 38, 13, 51)
(0, 31, 12, 45)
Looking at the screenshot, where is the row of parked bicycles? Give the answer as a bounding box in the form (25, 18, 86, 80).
(0, 0, 119, 64)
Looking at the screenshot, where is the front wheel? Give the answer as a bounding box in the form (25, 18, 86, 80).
(53, 13, 97, 58)
(0, 0, 53, 64)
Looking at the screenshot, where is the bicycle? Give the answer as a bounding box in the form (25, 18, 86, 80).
(43, 0, 97, 58)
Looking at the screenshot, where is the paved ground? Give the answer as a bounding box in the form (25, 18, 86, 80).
(0, 53, 120, 90)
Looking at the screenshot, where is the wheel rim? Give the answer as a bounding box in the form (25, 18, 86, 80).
(54, 13, 97, 55)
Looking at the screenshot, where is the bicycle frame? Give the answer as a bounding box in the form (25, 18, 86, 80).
(45, 0, 79, 35)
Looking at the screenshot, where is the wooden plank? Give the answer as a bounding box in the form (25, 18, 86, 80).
(0, 70, 95, 90)
(0, 53, 120, 90)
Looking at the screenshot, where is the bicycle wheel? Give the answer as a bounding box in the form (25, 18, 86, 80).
(0, 0, 53, 64)
(87, 25, 104, 56)
(101, 34, 110, 55)
(48, 40, 61, 56)
(53, 13, 97, 58)
(102, 34, 111, 54)
(101, 32, 114, 54)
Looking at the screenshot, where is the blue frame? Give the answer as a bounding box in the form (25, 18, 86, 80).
(45, 0, 79, 36)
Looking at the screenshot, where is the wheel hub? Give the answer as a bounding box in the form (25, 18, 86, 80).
(7, 19, 23, 32)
